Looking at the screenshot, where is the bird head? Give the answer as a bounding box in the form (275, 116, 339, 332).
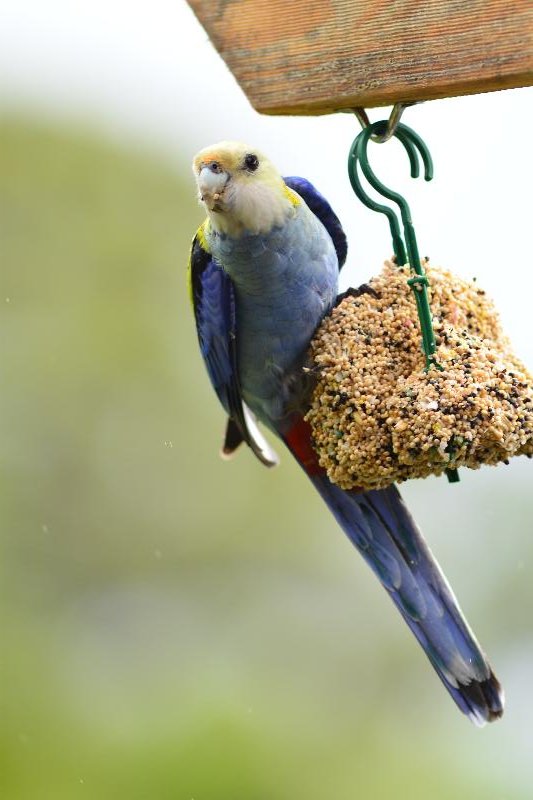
(192, 141, 295, 236)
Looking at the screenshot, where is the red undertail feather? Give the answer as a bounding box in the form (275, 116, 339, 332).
(283, 417, 324, 476)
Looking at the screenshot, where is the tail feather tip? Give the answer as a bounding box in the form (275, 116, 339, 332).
(463, 672, 504, 726)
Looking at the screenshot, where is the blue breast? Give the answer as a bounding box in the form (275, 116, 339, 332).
(207, 205, 339, 428)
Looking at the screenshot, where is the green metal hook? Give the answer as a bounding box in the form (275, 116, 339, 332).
(348, 120, 422, 264)
(347, 120, 442, 373)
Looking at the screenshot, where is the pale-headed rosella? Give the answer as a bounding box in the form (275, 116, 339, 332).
(187, 140, 504, 725)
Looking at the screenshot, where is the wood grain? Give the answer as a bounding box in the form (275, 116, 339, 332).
(187, 0, 533, 114)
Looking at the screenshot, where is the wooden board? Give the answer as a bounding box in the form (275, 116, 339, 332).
(187, 0, 533, 114)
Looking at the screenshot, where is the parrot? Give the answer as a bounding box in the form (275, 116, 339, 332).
(188, 140, 504, 725)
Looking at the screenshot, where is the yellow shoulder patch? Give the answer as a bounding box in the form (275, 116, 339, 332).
(195, 219, 210, 252)
(187, 219, 211, 306)
(283, 185, 301, 207)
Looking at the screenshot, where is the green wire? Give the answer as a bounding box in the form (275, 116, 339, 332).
(347, 121, 442, 372)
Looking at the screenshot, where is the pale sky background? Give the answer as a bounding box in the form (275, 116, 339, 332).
(1, 0, 532, 367)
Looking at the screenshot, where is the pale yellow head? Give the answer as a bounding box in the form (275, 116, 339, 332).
(192, 141, 296, 237)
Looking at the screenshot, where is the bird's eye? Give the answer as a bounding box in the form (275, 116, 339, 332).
(244, 154, 259, 172)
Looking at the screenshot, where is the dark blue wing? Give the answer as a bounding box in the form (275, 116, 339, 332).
(189, 233, 236, 412)
(189, 231, 278, 467)
(283, 176, 347, 269)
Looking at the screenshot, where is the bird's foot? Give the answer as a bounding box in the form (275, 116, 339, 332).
(335, 284, 380, 306)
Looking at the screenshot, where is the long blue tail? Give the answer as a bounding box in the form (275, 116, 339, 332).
(310, 474, 504, 724)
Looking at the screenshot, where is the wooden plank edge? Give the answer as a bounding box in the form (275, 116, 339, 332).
(250, 72, 533, 116)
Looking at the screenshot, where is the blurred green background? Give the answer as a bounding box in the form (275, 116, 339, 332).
(1, 117, 533, 800)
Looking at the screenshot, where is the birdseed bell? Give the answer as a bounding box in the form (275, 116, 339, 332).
(306, 260, 533, 491)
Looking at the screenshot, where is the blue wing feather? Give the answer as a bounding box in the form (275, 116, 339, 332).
(283, 176, 348, 269)
(189, 232, 278, 467)
(190, 235, 235, 411)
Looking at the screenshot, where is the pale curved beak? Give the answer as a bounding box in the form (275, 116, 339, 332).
(198, 165, 229, 211)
